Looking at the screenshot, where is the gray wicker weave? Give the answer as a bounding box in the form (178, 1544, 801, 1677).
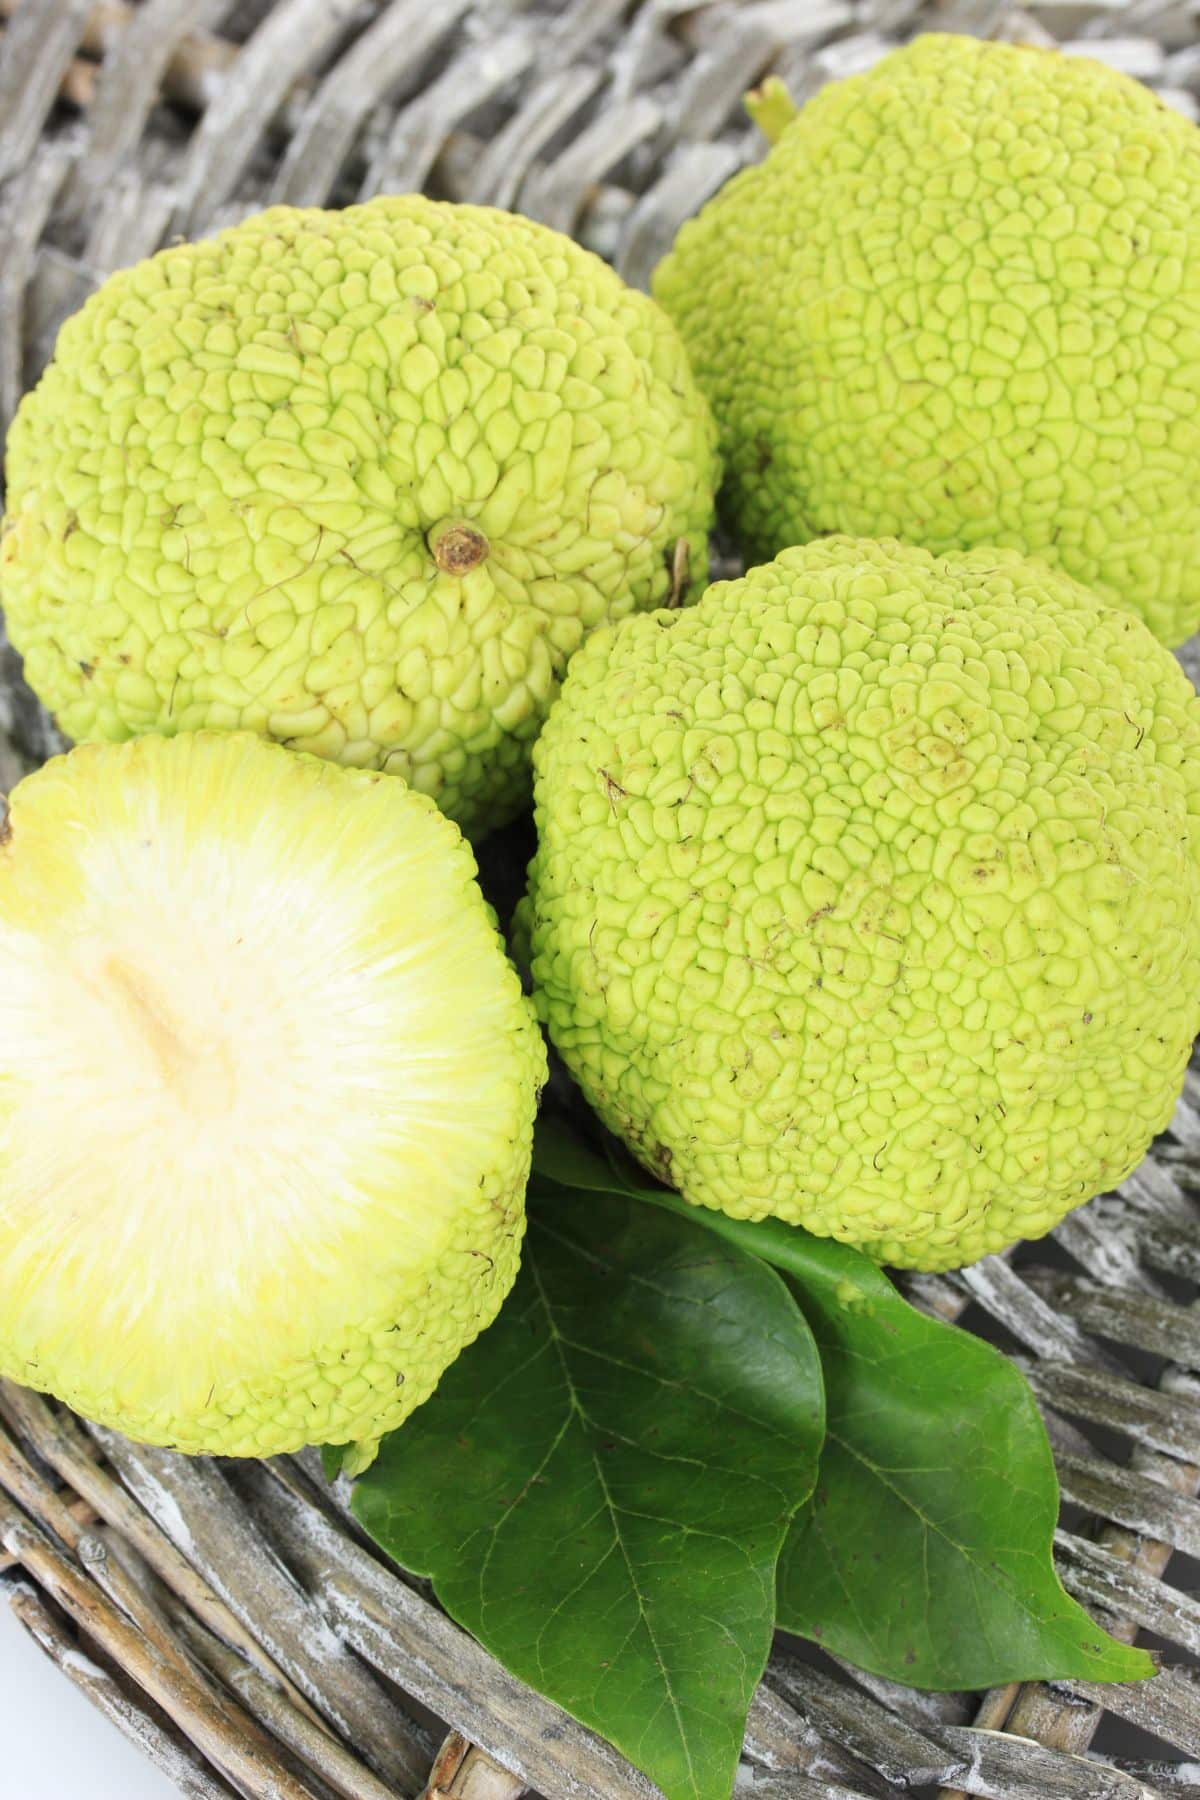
(1, 2, 1199, 1796)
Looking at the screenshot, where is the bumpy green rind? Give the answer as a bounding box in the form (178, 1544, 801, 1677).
(526, 538, 1200, 1270)
(0, 733, 547, 1461)
(1, 197, 718, 836)
(22, 1142, 542, 1465)
(53, 1189, 538, 1466)
(653, 34, 1200, 646)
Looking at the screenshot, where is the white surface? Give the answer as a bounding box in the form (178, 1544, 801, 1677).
(0, 1597, 180, 1799)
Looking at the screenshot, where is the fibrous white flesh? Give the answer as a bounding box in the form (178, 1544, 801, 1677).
(0, 733, 536, 1444)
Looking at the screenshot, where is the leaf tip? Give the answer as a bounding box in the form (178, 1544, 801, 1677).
(320, 1442, 348, 1481)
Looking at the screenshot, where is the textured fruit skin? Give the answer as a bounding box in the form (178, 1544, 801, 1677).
(526, 538, 1200, 1270)
(1, 199, 718, 837)
(0, 733, 546, 1462)
(653, 34, 1200, 647)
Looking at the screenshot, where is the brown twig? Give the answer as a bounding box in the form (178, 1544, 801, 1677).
(174, 1607, 403, 1800)
(0, 0, 235, 112)
(0, 1493, 320, 1800)
(6, 1578, 238, 1799)
(0, 1417, 197, 1679)
(0, 1382, 325, 1732)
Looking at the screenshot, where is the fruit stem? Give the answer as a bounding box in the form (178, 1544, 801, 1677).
(745, 76, 798, 145)
(433, 523, 490, 576)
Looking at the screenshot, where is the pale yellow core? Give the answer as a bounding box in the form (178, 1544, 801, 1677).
(105, 955, 238, 1113)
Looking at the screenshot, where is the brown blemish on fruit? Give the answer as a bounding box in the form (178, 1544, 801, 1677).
(599, 769, 627, 816)
(433, 524, 489, 575)
(648, 1142, 674, 1184)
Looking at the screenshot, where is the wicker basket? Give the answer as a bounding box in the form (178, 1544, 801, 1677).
(1, 2, 1199, 1796)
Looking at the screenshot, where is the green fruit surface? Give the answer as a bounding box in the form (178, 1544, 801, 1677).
(653, 34, 1200, 646)
(2, 197, 717, 836)
(526, 537, 1200, 1270)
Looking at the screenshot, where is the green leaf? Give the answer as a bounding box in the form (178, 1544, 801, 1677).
(532, 1122, 1154, 1690)
(774, 1243, 1155, 1689)
(349, 1181, 824, 1800)
(321, 1443, 347, 1481)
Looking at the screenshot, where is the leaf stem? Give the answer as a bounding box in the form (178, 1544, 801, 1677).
(745, 78, 798, 146)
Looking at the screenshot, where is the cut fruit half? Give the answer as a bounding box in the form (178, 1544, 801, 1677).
(0, 732, 545, 1467)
